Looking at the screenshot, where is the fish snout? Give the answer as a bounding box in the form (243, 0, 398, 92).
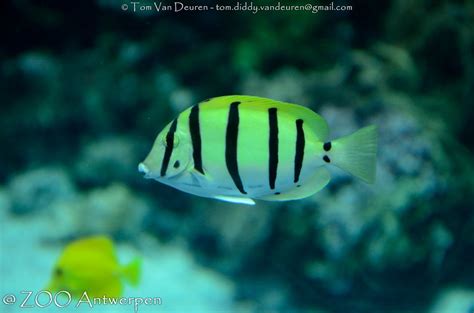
(138, 162, 152, 178)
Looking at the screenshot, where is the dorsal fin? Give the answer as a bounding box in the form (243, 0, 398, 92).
(63, 236, 116, 260)
(199, 95, 329, 141)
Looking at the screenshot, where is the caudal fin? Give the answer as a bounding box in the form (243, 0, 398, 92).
(122, 258, 141, 286)
(331, 125, 377, 183)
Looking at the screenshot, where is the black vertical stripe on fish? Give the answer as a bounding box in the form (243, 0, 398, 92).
(225, 101, 247, 194)
(160, 118, 178, 177)
(294, 119, 305, 183)
(189, 105, 204, 174)
(268, 108, 279, 190)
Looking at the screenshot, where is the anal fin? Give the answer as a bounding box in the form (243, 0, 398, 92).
(258, 167, 331, 201)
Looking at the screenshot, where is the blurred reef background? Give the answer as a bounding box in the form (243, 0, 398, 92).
(1, 0, 474, 312)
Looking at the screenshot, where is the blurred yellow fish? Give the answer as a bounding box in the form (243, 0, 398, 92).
(46, 235, 141, 298)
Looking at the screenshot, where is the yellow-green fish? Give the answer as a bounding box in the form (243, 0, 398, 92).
(47, 236, 140, 298)
(139, 95, 377, 205)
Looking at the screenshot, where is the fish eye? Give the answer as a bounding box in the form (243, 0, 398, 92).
(173, 160, 180, 168)
(54, 267, 63, 277)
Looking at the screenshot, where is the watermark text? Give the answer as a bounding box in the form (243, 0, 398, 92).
(120, 1, 353, 14)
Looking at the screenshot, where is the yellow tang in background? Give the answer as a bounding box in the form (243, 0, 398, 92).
(47, 236, 141, 298)
(139, 95, 377, 205)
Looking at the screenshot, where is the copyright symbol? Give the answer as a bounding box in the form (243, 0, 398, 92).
(305, 4, 312, 10)
(2, 294, 16, 305)
(121, 4, 128, 10)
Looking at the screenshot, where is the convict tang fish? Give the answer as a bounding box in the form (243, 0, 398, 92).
(139, 95, 377, 205)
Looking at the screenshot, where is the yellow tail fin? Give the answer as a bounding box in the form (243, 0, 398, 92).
(331, 125, 378, 183)
(121, 258, 141, 286)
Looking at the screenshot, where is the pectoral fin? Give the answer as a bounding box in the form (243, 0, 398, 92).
(189, 168, 209, 186)
(258, 167, 331, 201)
(214, 195, 256, 205)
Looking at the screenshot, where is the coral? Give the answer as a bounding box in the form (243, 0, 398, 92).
(82, 183, 149, 237)
(7, 167, 76, 215)
(428, 288, 474, 313)
(45, 184, 150, 239)
(5, 167, 150, 239)
(74, 136, 146, 187)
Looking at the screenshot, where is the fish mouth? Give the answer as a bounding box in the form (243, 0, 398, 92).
(138, 162, 182, 181)
(138, 162, 152, 179)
